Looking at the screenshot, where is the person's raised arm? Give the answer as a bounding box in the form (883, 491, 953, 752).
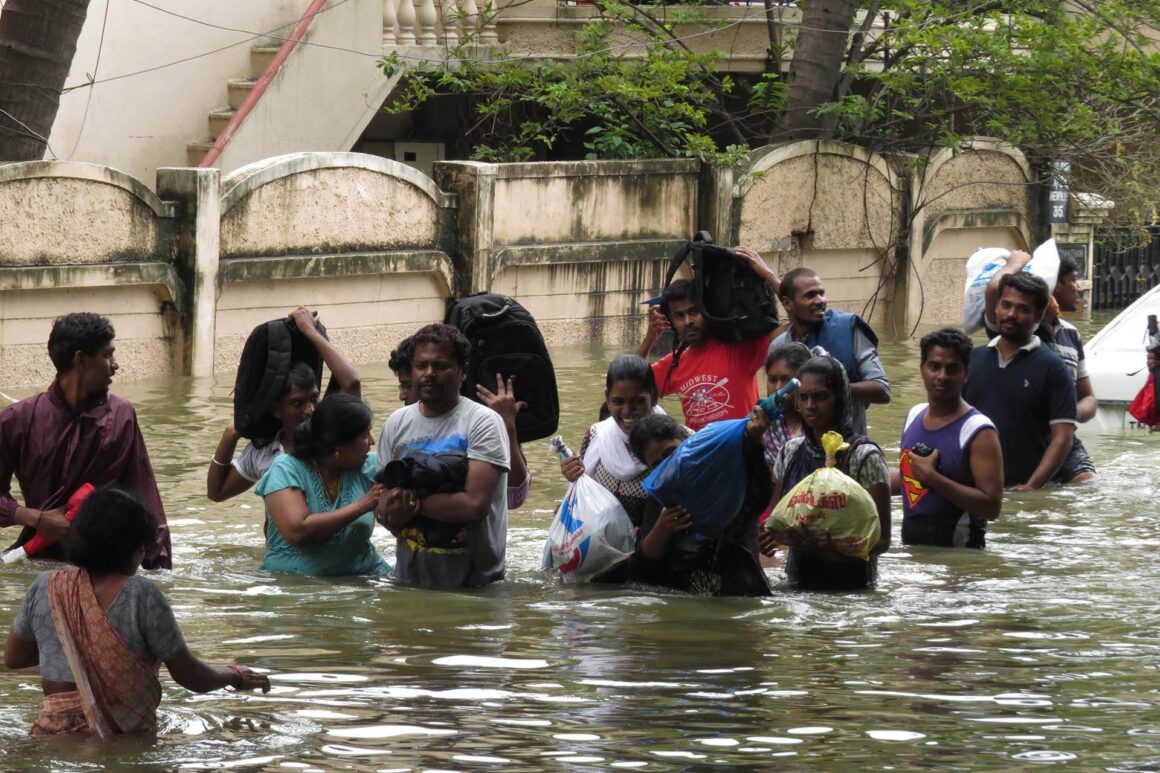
(906, 429, 1003, 520)
(264, 484, 382, 546)
(206, 420, 256, 502)
(476, 375, 527, 488)
(164, 648, 269, 694)
(733, 246, 781, 295)
(983, 249, 1032, 327)
(290, 307, 361, 398)
(636, 306, 670, 358)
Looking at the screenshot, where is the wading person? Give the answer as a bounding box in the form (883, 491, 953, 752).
(207, 307, 362, 502)
(256, 393, 387, 576)
(965, 273, 1077, 490)
(4, 489, 268, 736)
(376, 324, 510, 588)
(559, 355, 667, 527)
(762, 356, 891, 590)
(391, 334, 529, 510)
(0, 313, 171, 569)
(1039, 257, 1098, 482)
(626, 413, 772, 596)
(771, 268, 890, 435)
(761, 341, 811, 482)
(636, 246, 780, 431)
(895, 328, 1003, 548)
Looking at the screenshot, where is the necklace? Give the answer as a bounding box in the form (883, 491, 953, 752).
(312, 460, 340, 502)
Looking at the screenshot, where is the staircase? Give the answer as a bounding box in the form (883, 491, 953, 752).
(186, 45, 280, 167)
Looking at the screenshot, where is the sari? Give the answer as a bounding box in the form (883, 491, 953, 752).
(31, 569, 162, 736)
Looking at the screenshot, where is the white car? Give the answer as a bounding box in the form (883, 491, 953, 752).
(1083, 283, 1160, 432)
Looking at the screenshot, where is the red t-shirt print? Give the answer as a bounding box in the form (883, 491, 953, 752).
(651, 336, 770, 431)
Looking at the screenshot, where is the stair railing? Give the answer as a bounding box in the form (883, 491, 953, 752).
(198, 0, 330, 168)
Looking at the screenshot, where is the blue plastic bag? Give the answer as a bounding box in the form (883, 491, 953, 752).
(642, 418, 749, 537)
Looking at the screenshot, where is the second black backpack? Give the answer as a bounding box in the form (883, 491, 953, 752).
(663, 231, 779, 341)
(444, 293, 559, 443)
(233, 315, 333, 443)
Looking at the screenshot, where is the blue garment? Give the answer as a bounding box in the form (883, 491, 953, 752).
(798, 309, 876, 383)
(256, 453, 389, 576)
(643, 418, 750, 537)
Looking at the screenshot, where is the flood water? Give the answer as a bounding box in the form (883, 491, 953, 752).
(1, 322, 1158, 772)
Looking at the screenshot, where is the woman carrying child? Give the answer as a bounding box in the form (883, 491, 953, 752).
(560, 355, 664, 526)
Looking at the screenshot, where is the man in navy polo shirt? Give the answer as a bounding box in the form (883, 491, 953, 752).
(965, 272, 1077, 490)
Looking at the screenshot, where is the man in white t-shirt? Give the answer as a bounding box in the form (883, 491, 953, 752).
(376, 324, 510, 587)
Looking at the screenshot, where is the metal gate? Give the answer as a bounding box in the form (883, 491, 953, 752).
(1092, 226, 1160, 310)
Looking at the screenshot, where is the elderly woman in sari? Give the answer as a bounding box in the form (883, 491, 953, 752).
(4, 489, 268, 736)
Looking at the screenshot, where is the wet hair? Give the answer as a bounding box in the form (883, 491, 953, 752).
(281, 362, 318, 397)
(779, 267, 819, 302)
(628, 413, 685, 462)
(662, 278, 698, 306)
(920, 327, 973, 366)
(796, 355, 850, 432)
(410, 324, 470, 368)
(764, 340, 812, 373)
(291, 393, 372, 460)
(1058, 256, 1079, 281)
(47, 313, 115, 374)
(388, 335, 415, 377)
(998, 272, 1050, 312)
(64, 489, 157, 573)
(605, 354, 658, 400)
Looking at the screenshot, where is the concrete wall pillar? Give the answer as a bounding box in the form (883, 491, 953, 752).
(157, 167, 221, 377)
(434, 161, 497, 294)
(698, 163, 734, 244)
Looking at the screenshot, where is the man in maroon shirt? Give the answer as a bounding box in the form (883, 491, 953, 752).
(0, 313, 171, 569)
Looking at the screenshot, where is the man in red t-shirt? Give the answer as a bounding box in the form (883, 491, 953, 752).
(636, 246, 780, 431)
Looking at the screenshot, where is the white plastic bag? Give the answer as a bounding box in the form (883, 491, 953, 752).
(543, 477, 636, 583)
(962, 239, 1060, 333)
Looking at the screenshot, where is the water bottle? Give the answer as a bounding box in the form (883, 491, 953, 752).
(757, 378, 801, 420)
(550, 435, 573, 460)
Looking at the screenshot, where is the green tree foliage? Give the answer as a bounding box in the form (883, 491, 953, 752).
(380, 0, 1160, 222)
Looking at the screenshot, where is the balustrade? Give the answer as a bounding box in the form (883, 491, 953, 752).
(382, 0, 500, 46)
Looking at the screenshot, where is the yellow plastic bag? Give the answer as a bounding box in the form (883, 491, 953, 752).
(765, 431, 880, 560)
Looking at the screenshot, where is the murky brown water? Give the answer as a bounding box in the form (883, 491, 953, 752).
(2, 321, 1159, 771)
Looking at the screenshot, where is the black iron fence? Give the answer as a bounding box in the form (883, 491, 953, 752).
(1092, 226, 1160, 310)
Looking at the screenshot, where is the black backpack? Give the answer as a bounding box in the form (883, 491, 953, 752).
(662, 231, 779, 341)
(444, 293, 559, 443)
(233, 315, 335, 443)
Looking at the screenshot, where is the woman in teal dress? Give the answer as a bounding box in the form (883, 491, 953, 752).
(256, 394, 388, 576)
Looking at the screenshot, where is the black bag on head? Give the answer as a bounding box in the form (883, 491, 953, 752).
(444, 293, 559, 443)
(233, 315, 334, 443)
(662, 231, 779, 342)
